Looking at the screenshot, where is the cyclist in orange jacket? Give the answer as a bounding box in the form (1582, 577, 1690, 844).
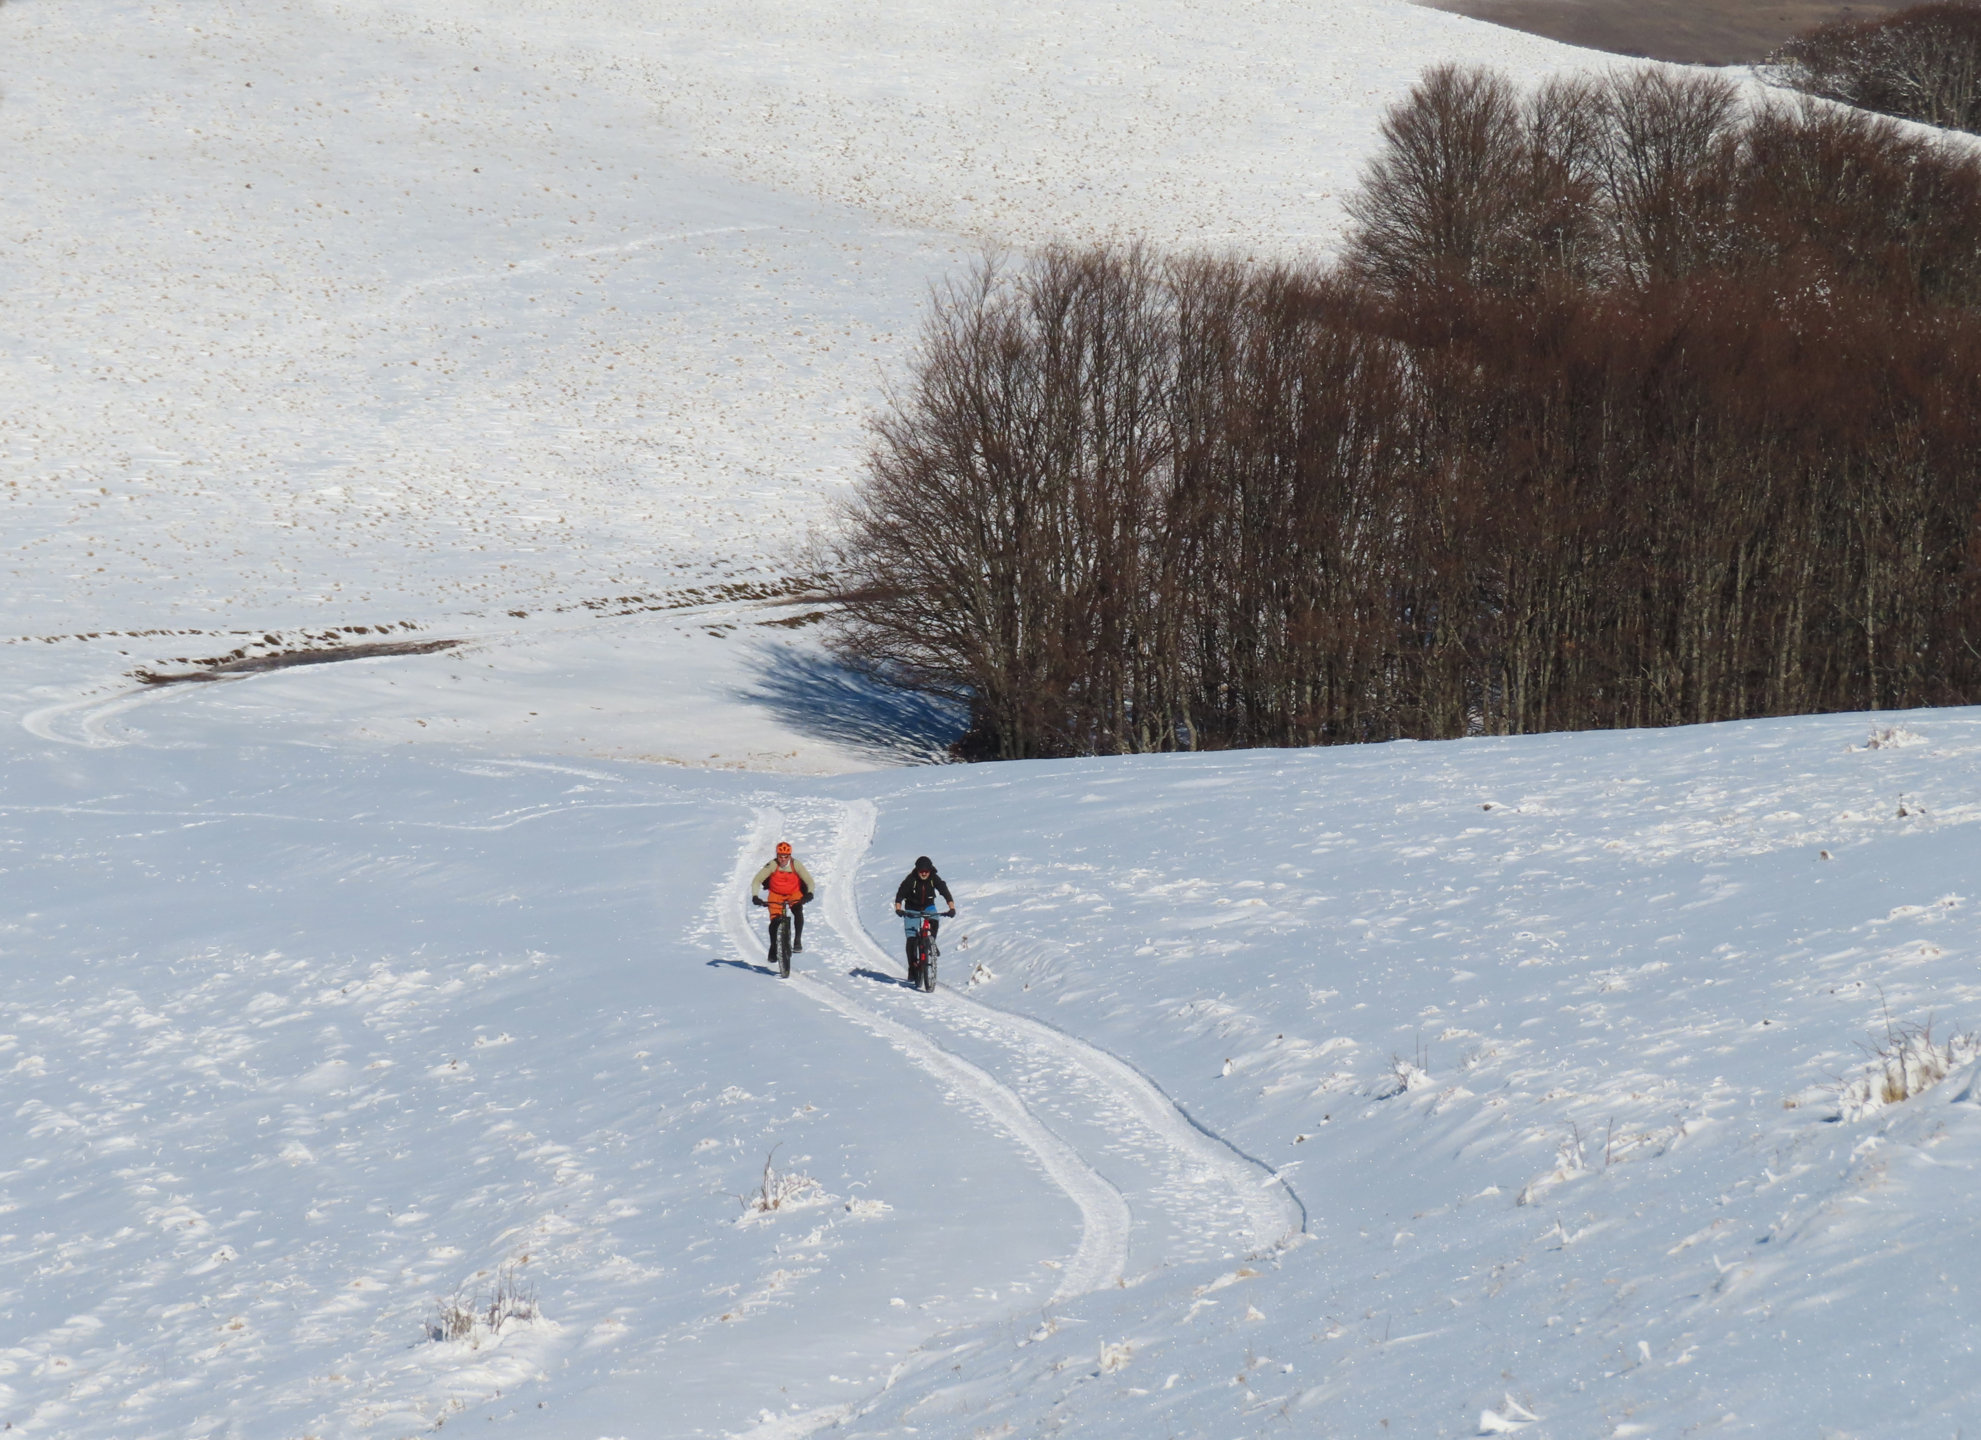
(751, 841, 816, 955)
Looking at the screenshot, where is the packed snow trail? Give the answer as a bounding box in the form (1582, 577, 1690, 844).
(821, 799, 1307, 1259)
(713, 798, 1302, 1435)
(722, 808, 1130, 1301)
(727, 798, 1302, 1282)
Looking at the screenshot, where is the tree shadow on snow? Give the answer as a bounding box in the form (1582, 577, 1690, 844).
(739, 645, 966, 763)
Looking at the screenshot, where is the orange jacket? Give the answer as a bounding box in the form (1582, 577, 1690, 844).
(764, 867, 806, 915)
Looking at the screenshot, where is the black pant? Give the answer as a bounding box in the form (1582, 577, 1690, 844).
(904, 914, 938, 967)
(767, 904, 805, 961)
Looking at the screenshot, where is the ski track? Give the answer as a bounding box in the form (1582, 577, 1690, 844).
(720, 807, 1130, 1303)
(940, 995, 1310, 1246)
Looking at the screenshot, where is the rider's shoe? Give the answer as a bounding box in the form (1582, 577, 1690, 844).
(793, 942, 804, 952)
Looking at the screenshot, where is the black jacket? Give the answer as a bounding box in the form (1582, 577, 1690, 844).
(894, 869, 954, 911)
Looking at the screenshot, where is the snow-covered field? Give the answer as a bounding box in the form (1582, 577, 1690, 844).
(9, 0, 1978, 1436)
(8, 702, 1981, 1436)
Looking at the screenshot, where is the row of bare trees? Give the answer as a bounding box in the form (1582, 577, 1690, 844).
(1344, 67, 1981, 301)
(1769, 1, 1981, 135)
(828, 68, 1981, 760)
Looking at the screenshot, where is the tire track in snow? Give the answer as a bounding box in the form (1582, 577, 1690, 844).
(22, 683, 174, 748)
(720, 807, 1129, 1302)
(822, 798, 1306, 1258)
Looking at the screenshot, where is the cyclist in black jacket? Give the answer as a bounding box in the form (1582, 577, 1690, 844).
(893, 855, 956, 967)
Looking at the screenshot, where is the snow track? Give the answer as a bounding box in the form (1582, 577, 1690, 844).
(22, 682, 170, 748)
(721, 808, 1130, 1301)
(718, 798, 1301, 1337)
(822, 800, 1306, 1260)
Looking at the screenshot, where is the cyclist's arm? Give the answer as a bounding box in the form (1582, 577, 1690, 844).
(793, 858, 818, 900)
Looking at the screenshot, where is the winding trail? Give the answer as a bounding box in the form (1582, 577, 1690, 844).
(820, 799, 1305, 1260)
(720, 807, 1131, 1301)
(718, 797, 1303, 1327)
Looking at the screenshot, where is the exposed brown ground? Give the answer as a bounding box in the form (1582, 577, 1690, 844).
(1425, 0, 1902, 64)
(133, 638, 463, 686)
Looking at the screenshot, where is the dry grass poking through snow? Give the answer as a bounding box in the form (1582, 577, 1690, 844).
(737, 1145, 827, 1220)
(430, 1264, 539, 1348)
(1836, 999, 1981, 1121)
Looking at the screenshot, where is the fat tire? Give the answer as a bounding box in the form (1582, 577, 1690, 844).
(772, 915, 792, 978)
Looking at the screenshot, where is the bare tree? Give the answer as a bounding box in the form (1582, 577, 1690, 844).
(1594, 69, 1742, 283)
(1344, 65, 1530, 294)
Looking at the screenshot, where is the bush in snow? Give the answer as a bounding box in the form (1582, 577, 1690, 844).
(1097, 1339, 1135, 1374)
(737, 1145, 825, 1219)
(1379, 1040, 1433, 1098)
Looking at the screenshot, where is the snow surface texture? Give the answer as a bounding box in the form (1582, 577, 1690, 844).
(7, 702, 1981, 1436)
(330, 0, 1606, 252)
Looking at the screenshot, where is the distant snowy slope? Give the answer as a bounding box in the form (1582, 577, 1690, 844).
(335, 0, 1618, 253)
(6, 700, 1979, 1436)
(1, 0, 946, 636)
(2, 0, 1625, 768)
(1, 0, 963, 768)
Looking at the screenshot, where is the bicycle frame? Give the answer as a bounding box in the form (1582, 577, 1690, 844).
(766, 902, 795, 977)
(904, 907, 939, 992)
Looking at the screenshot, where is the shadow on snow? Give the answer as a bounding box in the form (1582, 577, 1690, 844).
(739, 644, 965, 764)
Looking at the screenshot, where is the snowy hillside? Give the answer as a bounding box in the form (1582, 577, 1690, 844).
(14, 0, 1975, 1437)
(6, 701, 1980, 1436)
(4, 0, 1616, 771)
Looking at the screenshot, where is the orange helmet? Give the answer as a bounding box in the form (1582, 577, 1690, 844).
(775, 841, 793, 857)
